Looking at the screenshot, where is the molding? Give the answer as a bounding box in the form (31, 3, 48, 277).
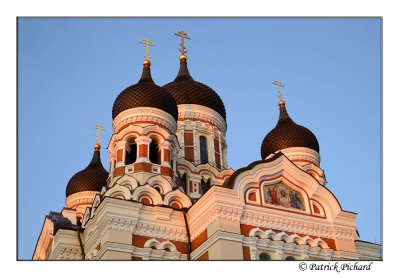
(50, 229, 82, 260)
(113, 107, 177, 134)
(132, 246, 187, 260)
(266, 147, 320, 166)
(178, 104, 226, 134)
(65, 191, 98, 209)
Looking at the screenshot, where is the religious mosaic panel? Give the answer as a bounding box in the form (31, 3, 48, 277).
(263, 182, 305, 211)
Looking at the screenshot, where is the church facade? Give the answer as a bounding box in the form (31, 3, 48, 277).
(33, 34, 380, 261)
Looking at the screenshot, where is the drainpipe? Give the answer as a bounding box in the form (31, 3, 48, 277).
(182, 208, 191, 260)
(77, 228, 86, 260)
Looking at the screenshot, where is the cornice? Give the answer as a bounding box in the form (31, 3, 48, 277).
(113, 107, 177, 134)
(177, 104, 227, 134)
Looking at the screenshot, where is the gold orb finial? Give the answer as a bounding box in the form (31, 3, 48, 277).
(278, 99, 286, 107)
(179, 55, 187, 62)
(94, 143, 101, 151)
(143, 59, 151, 67)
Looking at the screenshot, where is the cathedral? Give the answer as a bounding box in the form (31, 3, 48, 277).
(33, 32, 380, 260)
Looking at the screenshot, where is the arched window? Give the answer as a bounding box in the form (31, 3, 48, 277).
(149, 139, 160, 164)
(125, 138, 137, 165)
(285, 256, 296, 261)
(201, 178, 211, 194)
(180, 173, 187, 194)
(259, 253, 271, 261)
(199, 136, 208, 164)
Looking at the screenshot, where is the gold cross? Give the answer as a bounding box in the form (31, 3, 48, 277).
(273, 80, 285, 100)
(174, 31, 191, 55)
(139, 39, 154, 60)
(92, 124, 105, 144)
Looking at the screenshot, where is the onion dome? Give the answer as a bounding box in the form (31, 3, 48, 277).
(112, 60, 178, 120)
(163, 56, 226, 120)
(261, 100, 319, 159)
(66, 144, 109, 197)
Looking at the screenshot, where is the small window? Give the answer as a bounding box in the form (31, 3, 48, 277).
(125, 139, 137, 165)
(201, 179, 211, 194)
(259, 253, 271, 261)
(149, 139, 160, 164)
(180, 173, 187, 193)
(199, 136, 208, 164)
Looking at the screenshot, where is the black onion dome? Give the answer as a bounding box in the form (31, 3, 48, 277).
(66, 147, 109, 197)
(112, 64, 178, 120)
(163, 59, 226, 120)
(261, 104, 319, 159)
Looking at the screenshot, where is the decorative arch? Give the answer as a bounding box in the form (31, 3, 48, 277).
(249, 227, 265, 238)
(245, 187, 260, 204)
(276, 232, 290, 243)
(144, 238, 161, 249)
(114, 176, 139, 191)
(314, 238, 329, 249)
(160, 240, 177, 252)
(143, 239, 177, 252)
(163, 190, 192, 208)
(104, 185, 131, 200)
(147, 175, 173, 194)
(248, 228, 330, 250)
(310, 200, 325, 217)
(132, 184, 163, 205)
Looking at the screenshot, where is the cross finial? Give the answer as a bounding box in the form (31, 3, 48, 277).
(92, 124, 105, 144)
(273, 80, 285, 100)
(139, 39, 155, 61)
(174, 31, 191, 56)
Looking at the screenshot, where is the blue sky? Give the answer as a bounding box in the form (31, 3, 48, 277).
(18, 18, 381, 260)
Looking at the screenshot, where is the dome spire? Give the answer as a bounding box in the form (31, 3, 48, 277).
(138, 39, 155, 82)
(139, 38, 154, 66)
(65, 124, 108, 198)
(272, 80, 290, 121)
(174, 31, 191, 61)
(92, 123, 105, 151)
(273, 80, 286, 108)
(173, 31, 192, 79)
(260, 81, 319, 160)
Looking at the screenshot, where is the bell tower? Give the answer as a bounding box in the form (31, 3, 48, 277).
(163, 32, 233, 199)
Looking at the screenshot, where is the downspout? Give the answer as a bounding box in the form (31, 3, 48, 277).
(77, 228, 86, 260)
(182, 208, 191, 260)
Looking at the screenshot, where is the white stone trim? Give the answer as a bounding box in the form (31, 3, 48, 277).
(113, 107, 177, 134)
(132, 246, 187, 260)
(178, 104, 226, 134)
(163, 190, 192, 208)
(242, 236, 336, 260)
(266, 147, 320, 166)
(50, 229, 83, 260)
(65, 191, 98, 209)
(146, 175, 173, 194)
(131, 184, 163, 205)
(248, 227, 329, 249)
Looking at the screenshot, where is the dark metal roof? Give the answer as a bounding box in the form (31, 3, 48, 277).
(66, 149, 109, 197)
(163, 60, 226, 120)
(47, 211, 79, 235)
(261, 105, 319, 159)
(112, 65, 178, 120)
